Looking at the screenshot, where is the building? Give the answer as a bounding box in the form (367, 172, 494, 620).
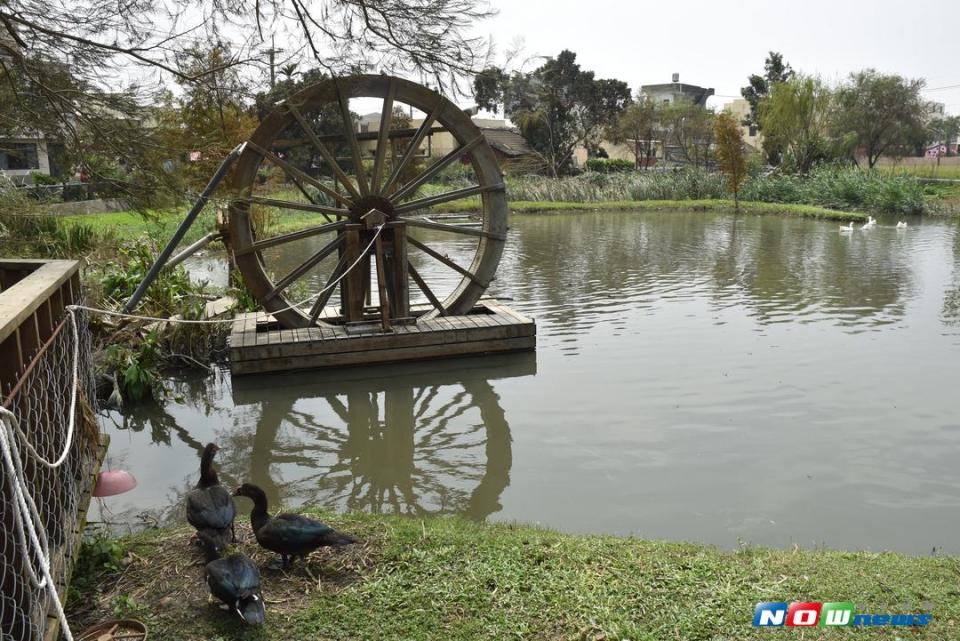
(0, 138, 55, 184)
(723, 98, 761, 151)
(479, 127, 538, 170)
(571, 73, 716, 169)
(925, 142, 958, 158)
(357, 113, 537, 171)
(640, 73, 714, 107)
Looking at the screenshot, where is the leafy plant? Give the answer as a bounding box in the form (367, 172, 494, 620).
(99, 239, 207, 316)
(31, 171, 60, 185)
(112, 594, 147, 619)
(585, 158, 634, 173)
(69, 532, 125, 603)
(102, 331, 162, 402)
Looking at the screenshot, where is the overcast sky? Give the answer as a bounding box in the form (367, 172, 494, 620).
(474, 0, 960, 114)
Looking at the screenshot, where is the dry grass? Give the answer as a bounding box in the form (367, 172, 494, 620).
(70, 519, 381, 639)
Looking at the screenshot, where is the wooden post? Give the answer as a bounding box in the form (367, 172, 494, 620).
(0, 333, 20, 398)
(373, 233, 391, 332)
(390, 222, 410, 321)
(343, 225, 365, 322)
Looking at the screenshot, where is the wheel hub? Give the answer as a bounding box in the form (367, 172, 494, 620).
(349, 194, 395, 222)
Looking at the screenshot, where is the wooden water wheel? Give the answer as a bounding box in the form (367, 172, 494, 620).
(224, 75, 508, 329)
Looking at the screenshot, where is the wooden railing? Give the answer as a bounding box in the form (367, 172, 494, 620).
(0, 258, 98, 641)
(0, 260, 81, 401)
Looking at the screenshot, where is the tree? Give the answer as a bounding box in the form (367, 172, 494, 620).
(714, 112, 748, 210)
(0, 0, 496, 204)
(741, 51, 793, 129)
(759, 75, 834, 173)
(474, 50, 631, 176)
(162, 44, 259, 190)
(607, 98, 661, 169)
(659, 100, 715, 168)
(741, 51, 793, 164)
(928, 115, 960, 157)
(833, 70, 930, 168)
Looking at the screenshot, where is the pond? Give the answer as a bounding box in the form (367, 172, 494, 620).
(94, 210, 960, 555)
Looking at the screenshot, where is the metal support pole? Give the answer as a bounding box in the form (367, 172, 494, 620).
(165, 232, 224, 269)
(123, 142, 246, 313)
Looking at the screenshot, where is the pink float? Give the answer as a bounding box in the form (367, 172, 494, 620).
(93, 470, 137, 497)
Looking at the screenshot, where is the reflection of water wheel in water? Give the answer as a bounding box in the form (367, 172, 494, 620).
(224, 75, 509, 328)
(234, 360, 528, 519)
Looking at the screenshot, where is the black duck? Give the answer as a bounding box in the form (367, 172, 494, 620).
(185, 443, 235, 552)
(198, 531, 265, 625)
(233, 483, 356, 567)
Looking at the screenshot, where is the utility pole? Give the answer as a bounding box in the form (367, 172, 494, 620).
(266, 34, 279, 89)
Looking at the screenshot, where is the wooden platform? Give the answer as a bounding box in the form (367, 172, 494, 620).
(229, 299, 535, 375)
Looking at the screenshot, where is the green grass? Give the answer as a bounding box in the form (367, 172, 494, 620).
(57, 192, 340, 245)
(877, 164, 960, 180)
(71, 512, 960, 640)
(55, 197, 865, 249)
(59, 208, 212, 244)
(446, 198, 866, 221)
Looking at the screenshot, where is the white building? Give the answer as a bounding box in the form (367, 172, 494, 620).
(0, 138, 53, 184)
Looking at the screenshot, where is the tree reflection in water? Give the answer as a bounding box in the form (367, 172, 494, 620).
(943, 223, 960, 328)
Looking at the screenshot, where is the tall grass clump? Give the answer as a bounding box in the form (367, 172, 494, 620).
(0, 178, 100, 256)
(505, 169, 727, 202)
(497, 166, 927, 214)
(740, 167, 926, 214)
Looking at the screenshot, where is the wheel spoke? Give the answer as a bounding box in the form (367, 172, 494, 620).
(393, 184, 504, 215)
(291, 178, 332, 223)
(266, 235, 343, 300)
(246, 140, 352, 208)
(381, 100, 443, 195)
(397, 216, 504, 240)
(370, 79, 395, 194)
(336, 79, 369, 196)
(286, 100, 361, 200)
(235, 220, 347, 256)
(391, 134, 485, 202)
(245, 196, 351, 218)
(408, 237, 485, 286)
(407, 261, 445, 315)
(309, 253, 348, 322)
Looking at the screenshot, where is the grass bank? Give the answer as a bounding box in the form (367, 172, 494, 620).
(70, 512, 959, 640)
(57, 204, 337, 242)
(878, 164, 960, 180)
(58, 198, 865, 244)
(448, 198, 867, 221)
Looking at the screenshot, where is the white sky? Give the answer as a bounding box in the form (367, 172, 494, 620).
(475, 0, 960, 114)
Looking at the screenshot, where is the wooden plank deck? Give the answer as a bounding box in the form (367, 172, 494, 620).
(229, 299, 535, 375)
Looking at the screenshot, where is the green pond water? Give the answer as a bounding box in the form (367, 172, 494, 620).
(95, 210, 960, 554)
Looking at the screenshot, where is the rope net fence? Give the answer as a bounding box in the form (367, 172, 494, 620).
(1, 308, 101, 641)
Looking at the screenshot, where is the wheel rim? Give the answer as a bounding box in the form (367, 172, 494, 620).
(225, 75, 508, 329)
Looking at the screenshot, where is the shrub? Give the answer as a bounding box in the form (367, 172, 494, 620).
(739, 167, 926, 214)
(585, 158, 635, 173)
(497, 166, 927, 214)
(31, 171, 60, 185)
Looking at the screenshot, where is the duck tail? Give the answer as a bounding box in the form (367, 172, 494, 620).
(197, 528, 232, 557)
(236, 593, 265, 625)
(322, 529, 358, 547)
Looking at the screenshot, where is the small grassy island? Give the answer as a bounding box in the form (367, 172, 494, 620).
(70, 512, 960, 640)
